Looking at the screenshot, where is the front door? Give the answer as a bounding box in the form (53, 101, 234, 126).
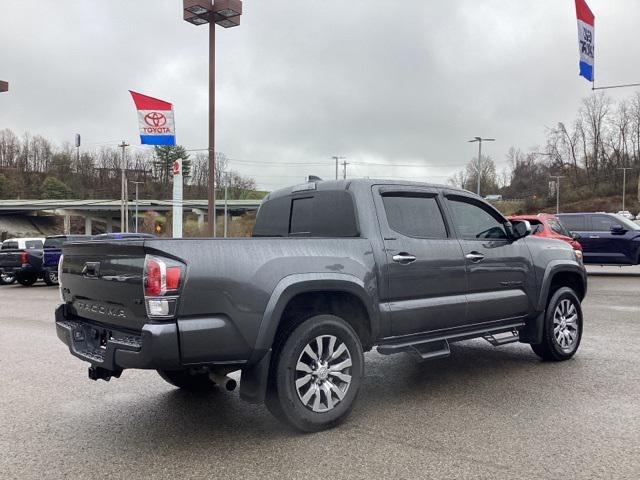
(443, 193, 534, 325)
(587, 214, 633, 264)
(373, 187, 468, 337)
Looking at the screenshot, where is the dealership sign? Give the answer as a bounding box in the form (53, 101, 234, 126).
(129, 90, 176, 146)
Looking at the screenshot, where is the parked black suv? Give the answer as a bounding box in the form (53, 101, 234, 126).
(558, 213, 640, 265)
(56, 180, 587, 431)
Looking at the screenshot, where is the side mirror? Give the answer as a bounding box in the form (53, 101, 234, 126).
(610, 225, 626, 235)
(510, 220, 532, 240)
(571, 232, 582, 240)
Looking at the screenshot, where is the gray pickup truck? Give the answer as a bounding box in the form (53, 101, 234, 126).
(56, 179, 587, 431)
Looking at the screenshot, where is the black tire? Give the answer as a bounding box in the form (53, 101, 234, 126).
(531, 287, 583, 361)
(43, 270, 59, 286)
(16, 273, 37, 287)
(265, 314, 364, 432)
(157, 369, 216, 391)
(0, 273, 16, 285)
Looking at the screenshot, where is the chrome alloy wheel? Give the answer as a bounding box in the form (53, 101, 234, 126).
(295, 335, 353, 413)
(553, 299, 580, 352)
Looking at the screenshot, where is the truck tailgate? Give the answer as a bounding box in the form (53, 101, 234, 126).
(61, 241, 149, 331)
(0, 250, 22, 269)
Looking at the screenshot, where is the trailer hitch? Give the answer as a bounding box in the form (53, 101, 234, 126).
(88, 366, 122, 382)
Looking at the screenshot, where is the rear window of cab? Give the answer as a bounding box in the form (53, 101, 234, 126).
(253, 190, 359, 238)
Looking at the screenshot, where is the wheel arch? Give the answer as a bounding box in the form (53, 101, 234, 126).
(252, 274, 378, 359)
(536, 262, 587, 312)
(240, 274, 377, 405)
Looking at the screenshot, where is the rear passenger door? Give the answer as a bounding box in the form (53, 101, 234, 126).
(373, 187, 468, 336)
(443, 193, 534, 325)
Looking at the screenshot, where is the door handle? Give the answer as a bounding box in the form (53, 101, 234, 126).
(392, 253, 417, 264)
(589, 235, 599, 239)
(465, 252, 485, 263)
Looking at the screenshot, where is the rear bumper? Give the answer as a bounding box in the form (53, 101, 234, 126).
(55, 304, 181, 371)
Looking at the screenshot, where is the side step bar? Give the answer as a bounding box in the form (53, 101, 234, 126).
(483, 328, 520, 346)
(377, 321, 524, 360)
(378, 339, 451, 361)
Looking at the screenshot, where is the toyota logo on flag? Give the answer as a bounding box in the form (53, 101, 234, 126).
(144, 112, 167, 128)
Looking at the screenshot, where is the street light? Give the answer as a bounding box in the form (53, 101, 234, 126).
(0, 81, 8, 93)
(550, 175, 566, 214)
(468, 137, 495, 196)
(182, 0, 243, 237)
(130, 181, 145, 233)
(617, 167, 633, 211)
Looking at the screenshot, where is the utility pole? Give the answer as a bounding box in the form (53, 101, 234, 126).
(550, 176, 566, 214)
(332, 156, 345, 180)
(224, 174, 229, 238)
(74, 134, 81, 167)
(342, 159, 349, 180)
(130, 181, 144, 233)
(617, 167, 632, 211)
(468, 137, 495, 196)
(118, 141, 130, 232)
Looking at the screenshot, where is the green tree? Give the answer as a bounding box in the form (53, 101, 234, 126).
(0, 173, 16, 198)
(40, 176, 74, 199)
(153, 145, 191, 186)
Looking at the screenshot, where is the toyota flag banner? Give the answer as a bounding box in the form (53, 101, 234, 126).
(129, 91, 176, 146)
(575, 0, 595, 82)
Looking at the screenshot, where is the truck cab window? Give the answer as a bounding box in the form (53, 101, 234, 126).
(447, 197, 508, 240)
(381, 194, 447, 239)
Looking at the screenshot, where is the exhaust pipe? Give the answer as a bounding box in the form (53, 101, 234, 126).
(209, 372, 237, 391)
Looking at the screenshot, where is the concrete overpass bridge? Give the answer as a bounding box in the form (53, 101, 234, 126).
(0, 199, 262, 234)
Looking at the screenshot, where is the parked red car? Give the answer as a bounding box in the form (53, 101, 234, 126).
(508, 214, 583, 257)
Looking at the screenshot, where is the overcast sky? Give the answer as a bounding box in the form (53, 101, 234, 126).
(1, 0, 639, 190)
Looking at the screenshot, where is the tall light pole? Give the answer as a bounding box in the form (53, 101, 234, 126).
(118, 141, 130, 233)
(183, 0, 242, 237)
(130, 181, 145, 233)
(332, 156, 345, 180)
(617, 167, 632, 211)
(550, 176, 566, 214)
(468, 137, 495, 196)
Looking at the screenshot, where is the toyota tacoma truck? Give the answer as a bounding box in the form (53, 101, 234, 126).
(56, 179, 587, 431)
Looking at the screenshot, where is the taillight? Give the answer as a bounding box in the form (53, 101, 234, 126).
(20, 251, 28, 265)
(143, 255, 184, 319)
(144, 257, 165, 296)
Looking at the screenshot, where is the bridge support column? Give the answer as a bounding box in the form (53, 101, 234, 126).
(63, 215, 71, 235)
(85, 217, 92, 235)
(106, 217, 113, 233)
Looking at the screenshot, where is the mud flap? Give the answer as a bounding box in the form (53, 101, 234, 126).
(518, 311, 545, 345)
(239, 349, 272, 404)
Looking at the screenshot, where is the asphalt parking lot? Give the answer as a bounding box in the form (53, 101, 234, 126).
(1, 267, 639, 480)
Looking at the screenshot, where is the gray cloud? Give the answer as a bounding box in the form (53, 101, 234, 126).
(1, 0, 639, 190)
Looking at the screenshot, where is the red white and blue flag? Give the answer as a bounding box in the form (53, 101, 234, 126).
(575, 0, 595, 82)
(129, 91, 176, 146)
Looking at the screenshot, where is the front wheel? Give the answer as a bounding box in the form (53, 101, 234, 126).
(531, 287, 583, 361)
(0, 273, 16, 285)
(43, 270, 59, 286)
(266, 314, 364, 432)
(16, 273, 37, 287)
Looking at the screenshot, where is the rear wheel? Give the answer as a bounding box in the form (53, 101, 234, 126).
(43, 270, 59, 286)
(265, 314, 364, 432)
(531, 287, 583, 361)
(0, 273, 16, 285)
(16, 273, 37, 287)
(157, 369, 216, 391)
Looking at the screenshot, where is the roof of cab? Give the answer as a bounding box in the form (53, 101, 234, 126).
(263, 178, 470, 202)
